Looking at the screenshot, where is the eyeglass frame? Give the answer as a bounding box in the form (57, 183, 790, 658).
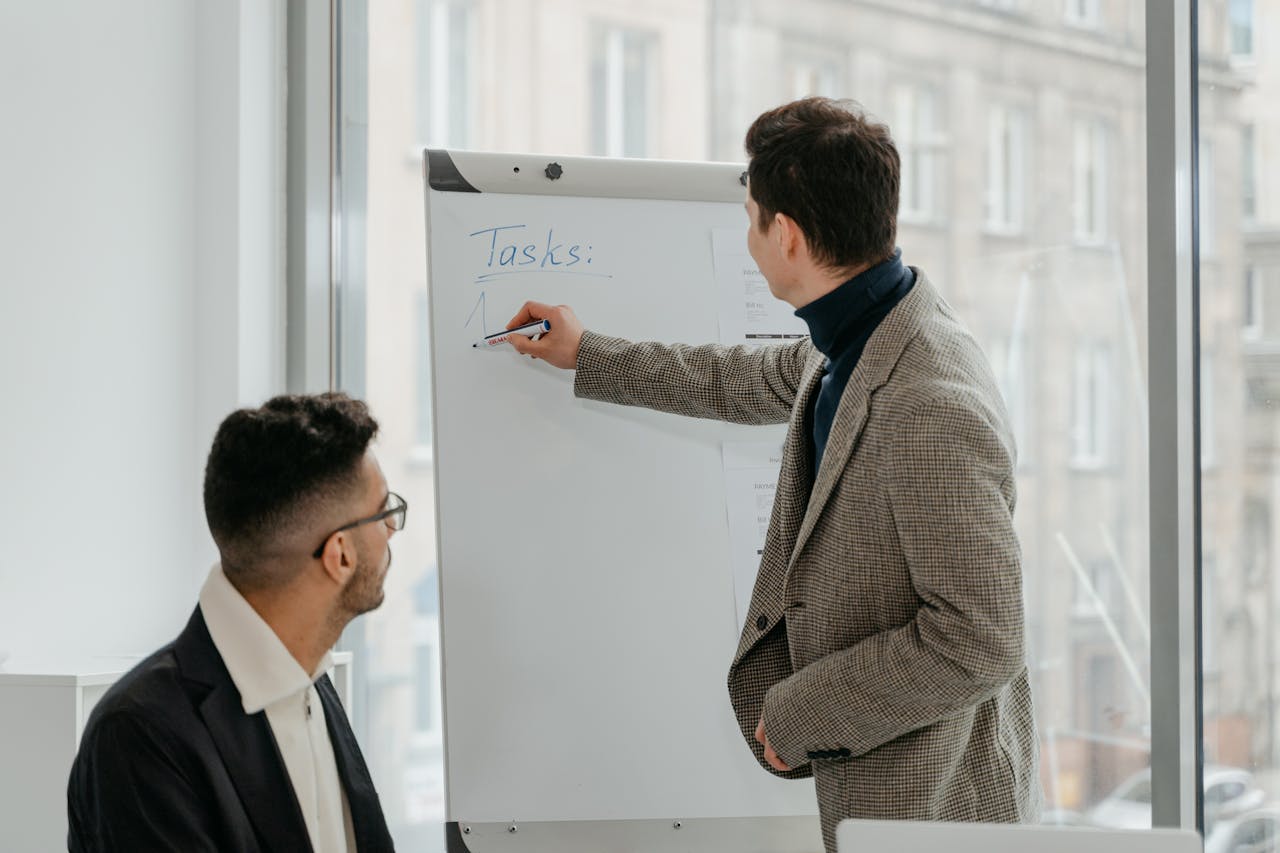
(312, 491, 408, 559)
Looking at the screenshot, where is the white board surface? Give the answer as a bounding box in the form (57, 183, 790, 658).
(425, 150, 815, 826)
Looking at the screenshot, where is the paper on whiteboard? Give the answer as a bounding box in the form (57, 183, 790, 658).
(723, 440, 786, 633)
(712, 228, 808, 346)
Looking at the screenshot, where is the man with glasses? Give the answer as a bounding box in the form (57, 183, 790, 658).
(68, 393, 404, 852)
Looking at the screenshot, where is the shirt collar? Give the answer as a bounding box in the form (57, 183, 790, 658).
(795, 248, 908, 358)
(199, 563, 334, 714)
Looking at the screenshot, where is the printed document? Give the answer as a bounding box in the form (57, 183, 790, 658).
(712, 228, 808, 346)
(722, 440, 785, 633)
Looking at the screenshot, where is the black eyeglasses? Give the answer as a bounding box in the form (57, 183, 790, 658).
(312, 491, 408, 559)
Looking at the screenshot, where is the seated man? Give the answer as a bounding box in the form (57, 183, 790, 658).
(68, 393, 402, 852)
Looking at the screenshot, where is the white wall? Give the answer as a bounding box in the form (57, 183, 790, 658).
(0, 0, 285, 667)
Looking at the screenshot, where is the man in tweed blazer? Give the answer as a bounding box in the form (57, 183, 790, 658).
(507, 97, 1041, 851)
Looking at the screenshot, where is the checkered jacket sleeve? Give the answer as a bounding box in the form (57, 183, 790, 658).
(760, 394, 1025, 768)
(572, 331, 811, 425)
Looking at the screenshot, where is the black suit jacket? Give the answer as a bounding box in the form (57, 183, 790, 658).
(67, 607, 394, 852)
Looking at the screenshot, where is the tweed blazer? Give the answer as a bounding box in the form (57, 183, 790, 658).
(574, 270, 1041, 852)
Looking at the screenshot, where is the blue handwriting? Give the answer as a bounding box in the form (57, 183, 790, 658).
(467, 224, 609, 283)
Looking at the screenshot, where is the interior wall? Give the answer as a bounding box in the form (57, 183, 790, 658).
(0, 0, 286, 667)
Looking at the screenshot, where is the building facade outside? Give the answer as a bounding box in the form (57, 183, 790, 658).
(341, 1, 1280, 847)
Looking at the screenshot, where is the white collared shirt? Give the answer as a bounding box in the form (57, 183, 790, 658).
(200, 564, 357, 853)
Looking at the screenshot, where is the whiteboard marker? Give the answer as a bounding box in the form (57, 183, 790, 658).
(472, 319, 551, 348)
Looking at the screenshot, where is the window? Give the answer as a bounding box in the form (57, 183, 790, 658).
(590, 25, 655, 158)
(411, 572, 441, 738)
(1065, 0, 1100, 28)
(414, 292, 433, 453)
(1073, 557, 1119, 618)
(987, 332, 1030, 467)
(336, 2, 1158, 843)
(893, 83, 944, 223)
(1243, 124, 1257, 223)
(1244, 266, 1262, 340)
(786, 53, 842, 99)
(1200, 353, 1215, 469)
(1230, 0, 1254, 60)
(1244, 500, 1270, 585)
(1201, 0, 1280, 822)
(1072, 340, 1113, 468)
(986, 104, 1027, 233)
(1073, 118, 1110, 245)
(1200, 138, 1216, 257)
(416, 0, 473, 148)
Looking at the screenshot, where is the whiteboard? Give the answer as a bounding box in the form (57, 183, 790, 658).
(424, 151, 817, 836)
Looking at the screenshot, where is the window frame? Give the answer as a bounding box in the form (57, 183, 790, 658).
(297, 0, 1209, 836)
(1228, 0, 1254, 63)
(892, 81, 946, 224)
(1065, 0, 1101, 29)
(1073, 116, 1111, 246)
(590, 22, 658, 159)
(985, 102, 1028, 235)
(1071, 340, 1114, 470)
(416, 0, 476, 150)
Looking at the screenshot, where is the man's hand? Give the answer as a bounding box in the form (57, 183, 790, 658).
(755, 716, 791, 772)
(504, 301, 584, 370)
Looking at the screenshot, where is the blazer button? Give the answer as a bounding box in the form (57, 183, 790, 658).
(756, 614, 769, 631)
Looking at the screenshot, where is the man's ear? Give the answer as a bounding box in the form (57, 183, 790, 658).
(774, 212, 805, 260)
(318, 533, 357, 586)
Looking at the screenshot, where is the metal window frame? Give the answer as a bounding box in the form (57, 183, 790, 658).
(286, 0, 336, 393)
(291, 0, 1210, 838)
(1146, 0, 1204, 833)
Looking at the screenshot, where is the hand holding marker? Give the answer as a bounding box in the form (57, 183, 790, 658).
(501, 301, 587, 370)
(472, 319, 551, 348)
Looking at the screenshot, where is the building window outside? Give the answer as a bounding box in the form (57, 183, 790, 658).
(412, 616, 442, 737)
(893, 83, 944, 223)
(1073, 118, 1110, 245)
(414, 292, 433, 452)
(1202, 554, 1217, 674)
(1243, 124, 1257, 223)
(1065, 0, 1100, 28)
(1072, 340, 1113, 468)
(591, 25, 656, 158)
(987, 334, 1031, 467)
(1201, 138, 1217, 258)
(786, 54, 842, 100)
(1201, 353, 1215, 469)
(1230, 0, 1254, 60)
(1244, 266, 1262, 340)
(416, 0, 473, 148)
(1073, 557, 1120, 619)
(986, 104, 1027, 234)
(1244, 500, 1270, 585)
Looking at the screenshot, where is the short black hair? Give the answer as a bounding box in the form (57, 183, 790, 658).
(745, 97, 900, 270)
(203, 393, 379, 587)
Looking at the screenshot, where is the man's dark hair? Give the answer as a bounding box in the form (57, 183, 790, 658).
(745, 97, 899, 271)
(203, 393, 379, 588)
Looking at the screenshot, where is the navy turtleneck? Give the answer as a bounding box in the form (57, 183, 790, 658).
(795, 248, 915, 475)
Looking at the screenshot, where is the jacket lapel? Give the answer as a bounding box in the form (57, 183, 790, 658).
(786, 270, 937, 571)
(317, 675, 394, 852)
(731, 350, 825, 666)
(174, 608, 313, 853)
